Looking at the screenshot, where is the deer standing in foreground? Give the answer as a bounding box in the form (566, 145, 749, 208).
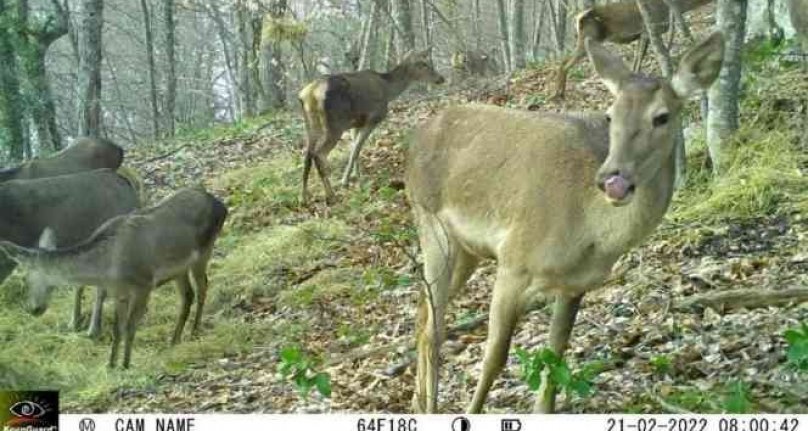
(0, 187, 228, 368)
(299, 49, 445, 205)
(0, 169, 140, 337)
(407, 34, 724, 413)
(552, 0, 713, 100)
(0, 137, 123, 181)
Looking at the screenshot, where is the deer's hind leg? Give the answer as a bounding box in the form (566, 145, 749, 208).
(171, 274, 194, 345)
(341, 125, 375, 186)
(109, 294, 128, 368)
(413, 211, 479, 413)
(190, 255, 211, 337)
(312, 131, 341, 204)
(301, 110, 321, 206)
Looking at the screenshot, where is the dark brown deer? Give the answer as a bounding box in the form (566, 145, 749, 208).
(407, 34, 724, 413)
(552, 0, 713, 100)
(0, 137, 123, 181)
(299, 49, 445, 205)
(0, 169, 139, 337)
(0, 187, 228, 369)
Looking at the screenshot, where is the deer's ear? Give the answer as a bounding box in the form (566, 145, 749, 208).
(38, 227, 57, 251)
(586, 38, 631, 95)
(672, 32, 725, 98)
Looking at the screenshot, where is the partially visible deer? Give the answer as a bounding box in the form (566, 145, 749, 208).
(407, 34, 724, 413)
(552, 0, 713, 100)
(450, 50, 498, 83)
(299, 49, 445, 205)
(0, 169, 140, 337)
(0, 137, 123, 181)
(0, 187, 228, 369)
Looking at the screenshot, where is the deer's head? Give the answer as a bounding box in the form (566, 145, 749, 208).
(400, 48, 446, 85)
(589, 33, 724, 206)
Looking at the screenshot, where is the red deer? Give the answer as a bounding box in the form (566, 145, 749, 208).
(0, 137, 124, 181)
(299, 49, 445, 205)
(552, 0, 713, 100)
(407, 34, 724, 413)
(0, 187, 228, 368)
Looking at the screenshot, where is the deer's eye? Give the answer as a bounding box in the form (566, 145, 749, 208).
(653, 113, 670, 127)
(605, 114, 611, 124)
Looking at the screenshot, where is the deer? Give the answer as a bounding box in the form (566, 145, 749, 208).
(0, 137, 124, 182)
(299, 48, 445, 205)
(0, 169, 140, 337)
(0, 187, 228, 369)
(552, 0, 714, 100)
(406, 33, 724, 413)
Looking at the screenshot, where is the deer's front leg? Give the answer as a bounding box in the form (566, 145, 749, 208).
(341, 126, 374, 186)
(533, 293, 584, 413)
(467, 267, 530, 413)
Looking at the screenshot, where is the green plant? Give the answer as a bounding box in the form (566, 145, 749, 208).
(785, 322, 808, 371)
(278, 346, 332, 399)
(649, 355, 672, 375)
(514, 347, 601, 399)
(722, 380, 752, 413)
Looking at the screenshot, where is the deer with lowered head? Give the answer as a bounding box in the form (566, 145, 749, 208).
(552, 0, 713, 100)
(299, 48, 445, 205)
(0, 137, 124, 181)
(407, 33, 724, 413)
(0, 169, 140, 337)
(0, 187, 228, 369)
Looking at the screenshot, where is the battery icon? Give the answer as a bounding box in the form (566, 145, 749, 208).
(501, 419, 522, 431)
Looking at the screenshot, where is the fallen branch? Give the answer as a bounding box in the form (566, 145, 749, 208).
(674, 287, 808, 312)
(646, 387, 695, 414)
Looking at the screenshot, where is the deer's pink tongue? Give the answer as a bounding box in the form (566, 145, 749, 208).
(604, 175, 630, 200)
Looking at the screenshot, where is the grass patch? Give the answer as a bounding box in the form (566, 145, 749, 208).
(672, 126, 806, 222)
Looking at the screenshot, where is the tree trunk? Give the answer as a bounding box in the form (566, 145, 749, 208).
(510, 0, 526, 69)
(472, 0, 481, 50)
(392, 0, 415, 54)
(496, 0, 511, 72)
(532, 0, 547, 60)
(139, 0, 159, 140)
(555, 0, 568, 53)
(162, 0, 176, 137)
(77, 0, 103, 137)
(206, 2, 238, 120)
(420, 0, 431, 52)
(359, 1, 379, 70)
(707, 0, 747, 174)
(235, 1, 255, 117)
(259, 0, 287, 112)
(0, 0, 25, 160)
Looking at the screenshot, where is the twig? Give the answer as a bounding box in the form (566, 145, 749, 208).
(674, 287, 808, 312)
(646, 387, 695, 414)
(137, 143, 191, 165)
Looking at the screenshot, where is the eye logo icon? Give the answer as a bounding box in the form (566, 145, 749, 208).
(9, 401, 46, 420)
(79, 418, 97, 431)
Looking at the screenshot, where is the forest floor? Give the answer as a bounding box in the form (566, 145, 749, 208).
(1, 39, 806, 414)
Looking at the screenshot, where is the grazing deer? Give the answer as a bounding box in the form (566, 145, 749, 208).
(299, 49, 445, 205)
(0, 169, 140, 337)
(0, 137, 123, 182)
(552, 0, 713, 100)
(407, 34, 724, 413)
(0, 187, 228, 368)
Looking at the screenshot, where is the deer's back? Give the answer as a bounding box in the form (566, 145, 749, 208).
(2, 138, 123, 181)
(0, 169, 138, 247)
(303, 71, 391, 129)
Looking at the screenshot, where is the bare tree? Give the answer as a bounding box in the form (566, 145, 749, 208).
(140, 0, 159, 139)
(163, 0, 176, 136)
(77, 0, 104, 137)
(392, 0, 416, 54)
(707, 0, 748, 173)
(0, 0, 24, 160)
(510, 0, 526, 69)
(496, 0, 511, 71)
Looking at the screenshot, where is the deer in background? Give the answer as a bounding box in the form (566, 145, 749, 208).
(299, 49, 445, 205)
(0, 169, 140, 337)
(0, 187, 228, 368)
(552, 0, 713, 100)
(407, 34, 724, 413)
(787, 0, 808, 53)
(0, 137, 124, 181)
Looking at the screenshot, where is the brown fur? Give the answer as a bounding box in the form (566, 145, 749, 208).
(553, 0, 714, 100)
(0, 187, 228, 369)
(407, 34, 724, 413)
(299, 49, 445, 205)
(0, 137, 123, 182)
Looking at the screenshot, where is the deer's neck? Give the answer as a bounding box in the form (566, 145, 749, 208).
(382, 65, 416, 99)
(34, 239, 114, 287)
